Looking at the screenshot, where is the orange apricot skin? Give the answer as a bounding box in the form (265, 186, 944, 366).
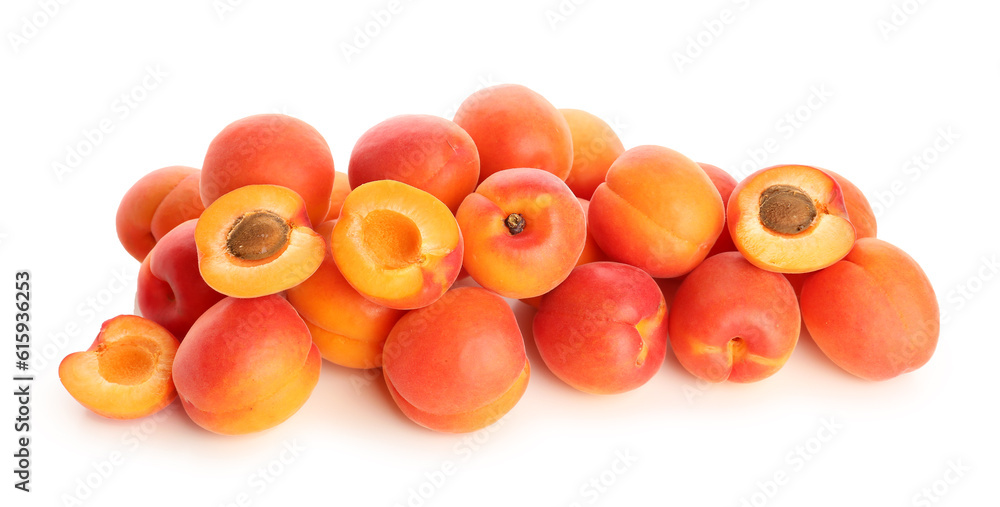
(800, 238, 938, 381)
(382, 287, 529, 433)
(588, 145, 725, 278)
(59, 315, 179, 419)
(699, 163, 739, 257)
(825, 170, 877, 239)
(348, 115, 480, 213)
(533, 262, 668, 394)
(454, 84, 573, 183)
(519, 198, 609, 308)
(560, 109, 625, 199)
(457, 168, 586, 299)
(286, 221, 406, 369)
(116, 166, 204, 262)
(173, 295, 321, 435)
(669, 252, 800, 383)
(137, 219, 225, 340)
(201, 114, 335, 226)
(322, 171, 352, 222)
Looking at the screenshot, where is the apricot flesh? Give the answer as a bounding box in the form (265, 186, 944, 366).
(728, 165, 856, 274)
(59, 315, 179, 419)
(333, 180, 463, 310)
(195, 184, 325, 298)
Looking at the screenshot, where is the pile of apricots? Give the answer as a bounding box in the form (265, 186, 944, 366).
(59, 84, 939, 434)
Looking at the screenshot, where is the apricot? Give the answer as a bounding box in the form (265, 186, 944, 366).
(699, 163, 739, 257)
(560, 109, 625, 199)
(588, 145, 724, 278)
(195, 184, 325, 298)
(322, 171, 352, 222)
(669, 252, 800, 383)
(59, 315, 178, 419)
(382, 287, 529, 433)
(534, 262, 668, 394)
(826, 170, 877, 239)
(457, 167, 586, 299)
(173, 295, 321, 435)
(728, 164, 856, 273)
(453, 84, 573, 183)
(286, 221, 406, 369)
(201, 114, 335, 226)
(332, 180, 463, 310)
(137, 219, 225, 339)
(519, 198, 608, 308)
(348, 115, 480, 213)
(800, 238, 938, 381)
(116, 166, 204, 262)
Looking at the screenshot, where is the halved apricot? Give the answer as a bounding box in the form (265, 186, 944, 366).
(332, 180, 463, 310)
(195, 184, 325, 298)
(59, 315, 179, 419)
(728, 165, 856, 273)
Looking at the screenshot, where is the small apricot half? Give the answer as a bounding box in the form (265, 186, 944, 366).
(195, 184, 325, 298)
(59, 315, 179, 419)
(332, 180, 463, 310)
(728, 165, 856, 273)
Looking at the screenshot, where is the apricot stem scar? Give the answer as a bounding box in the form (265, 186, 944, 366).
(505, 213, 526, 235)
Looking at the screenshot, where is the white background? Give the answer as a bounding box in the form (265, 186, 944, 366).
(2, 1, 999, 506)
